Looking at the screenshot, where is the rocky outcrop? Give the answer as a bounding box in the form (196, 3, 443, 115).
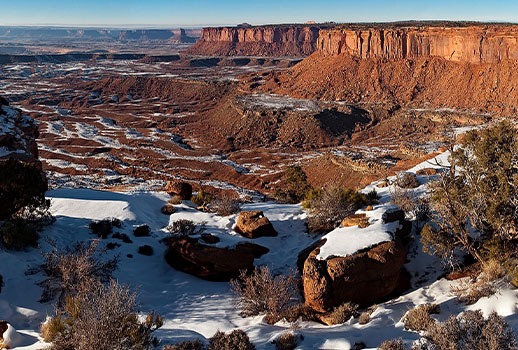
(185, 25, 320, 57)
(0, 97, 47, 220)
(234, 211, 278, 239)
(317, 25, 518, 63)
(301, 210, 411, 312)
(165, 236, 269, 281)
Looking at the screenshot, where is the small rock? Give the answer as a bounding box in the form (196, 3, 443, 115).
(234, 211, 277, 239)
(341, 213, 370, 228)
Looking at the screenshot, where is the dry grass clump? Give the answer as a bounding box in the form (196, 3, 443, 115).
(230, 266, 299, 324)
(210, 194, 241, 216)
(208, 329, 255, 350)
(161, 204, 176, 215)
(358, 305, 377, 325)
(37, 240, 118, 303)
(378, 338, 405, 350)
(324, 302, 359, 325)
(403, 304, 440, 332)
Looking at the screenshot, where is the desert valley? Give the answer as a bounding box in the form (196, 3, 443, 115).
(0, 13, 517, 350)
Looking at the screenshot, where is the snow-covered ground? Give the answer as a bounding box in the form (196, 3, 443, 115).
(0, 151, 517, 349)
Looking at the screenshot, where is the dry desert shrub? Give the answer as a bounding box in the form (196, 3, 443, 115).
(42, 280, 163, 350)
(281, 303, 317, 323)
(37, 240, 118, 304)
(166, 219, 205, 237)
(451, 259, 507, 304)
(208, 329, 255, 350)
(325, 302, 359, 325)
(230, 266, 299, 324)
(403, 304, 440, 332)
(163, 339, 205, 350)
(378, 338, 405, 350)
(419, 310, 517, 350)
(210, 194, 241, 216)
(395, 172, 421, 189)
(305, 186, 370, 233)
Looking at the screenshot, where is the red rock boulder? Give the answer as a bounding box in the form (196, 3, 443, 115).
(234, 210, 278, 238)
(300, 213, 411, 312)
(164, 181, 192, 199)
(165, 236, 269, 281)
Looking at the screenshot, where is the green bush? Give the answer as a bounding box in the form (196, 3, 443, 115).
(424, 121, 517, 267)
(274, 166, 312, 204)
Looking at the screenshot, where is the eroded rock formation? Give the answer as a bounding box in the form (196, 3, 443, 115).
(234, 211, 278, 239)
(185, 25, 320, 57)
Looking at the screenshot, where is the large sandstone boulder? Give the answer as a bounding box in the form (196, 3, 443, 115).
(0, 98, 47, 220)
(234, 210, 277, 238)
(300, 211, 411, 312)
(165, 236, 269, 281)
(164, 181, 192, 199)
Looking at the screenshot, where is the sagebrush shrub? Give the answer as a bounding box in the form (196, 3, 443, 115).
(421, 310, 517, 350)
(163, 339, 205, 350)
(42, 280, 163, 350)
(395, 172, 420, 189)
(208, 329, 255, 350)
(37, 240, 118, 304)
(378, 338, 405, 350)
(403, 304, 440, 332)
(88, 218, 121, 238)
(230, 266, 299, 324)
(167, 219, 205, 237)
(210, 194, 241, 216)
(305, 186, 369, 233)
(325, 302, 358, 325)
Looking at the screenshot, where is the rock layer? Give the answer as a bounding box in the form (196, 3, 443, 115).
(317, 25, 518, 63)
(185, 25, 320, 57)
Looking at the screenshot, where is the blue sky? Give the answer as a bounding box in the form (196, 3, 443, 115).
(0, 0, 516, 27)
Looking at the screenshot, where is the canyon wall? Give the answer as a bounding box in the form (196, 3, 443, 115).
(317, 25, 518, 63)
(185, 25, 320, 57)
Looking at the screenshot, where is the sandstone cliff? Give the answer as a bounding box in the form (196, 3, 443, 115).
(317, 25, 518, 63)
(185, 25, 320, 57)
